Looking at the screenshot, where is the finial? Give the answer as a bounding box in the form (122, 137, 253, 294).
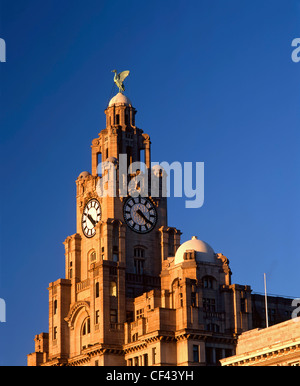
(111, 69, 130, 94)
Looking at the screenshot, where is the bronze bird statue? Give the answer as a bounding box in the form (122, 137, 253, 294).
(112, 69, 130, 93)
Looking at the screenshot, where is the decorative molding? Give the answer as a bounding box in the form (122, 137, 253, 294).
(64, 301, 90, 329)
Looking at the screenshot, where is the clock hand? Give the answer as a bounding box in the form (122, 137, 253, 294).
(87, 214, 96, 227)
(136, 209, 152, 224)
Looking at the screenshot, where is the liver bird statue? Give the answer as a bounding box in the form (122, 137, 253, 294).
(112, 69, 130, 93)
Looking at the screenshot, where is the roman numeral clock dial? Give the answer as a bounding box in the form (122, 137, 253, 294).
(81, 199, 101, 238)
(123, 197, 157, 233)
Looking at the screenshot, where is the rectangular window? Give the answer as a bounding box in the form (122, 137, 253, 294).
(125, 112, 129, 125)
(95, 282, 99, 298)
(152, 347, 156, 365)
(203, 298, 216, 312)
(95, 310, 99, 325)
(193, 345, 199, 362)
(143, 353, 148, 366)
(180, 293, 183, 307)
(53, 299, 57, 315)
(240, 298, 246, 313)
(191, 292, 196, 307)
(136, 308, 144, 319)
(53, 326, 57, 340)
(134, 259, 144, 274)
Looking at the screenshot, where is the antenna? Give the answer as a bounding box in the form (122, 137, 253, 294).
(264, 273, 269, 328)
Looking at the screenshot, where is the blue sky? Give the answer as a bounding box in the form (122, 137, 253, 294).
(0, 0, 299, 366)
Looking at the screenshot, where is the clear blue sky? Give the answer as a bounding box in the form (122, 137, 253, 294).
(0, 0, 299, 366)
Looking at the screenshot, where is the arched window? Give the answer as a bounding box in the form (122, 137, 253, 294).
(90, 251, 96, 262)
(81, 317, 91, 351)
(82, 318, 90, 336)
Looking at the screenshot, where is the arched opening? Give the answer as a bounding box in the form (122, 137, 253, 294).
(81, 317, 91, 351)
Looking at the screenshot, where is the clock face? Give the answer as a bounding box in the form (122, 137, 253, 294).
(123, 196, 157, 233)
(82, 199, 101, 238)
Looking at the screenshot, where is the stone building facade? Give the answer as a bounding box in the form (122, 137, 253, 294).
(27, 92, 294, 366)
(220, 317, 300, 366)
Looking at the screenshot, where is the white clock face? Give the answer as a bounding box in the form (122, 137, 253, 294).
(123, 196, 157, 233)
(82, 199, 101, 238)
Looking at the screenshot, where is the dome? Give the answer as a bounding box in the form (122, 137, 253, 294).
(78, 171, 90, 179)
(108, 92, 132, 107)
(174, 236, 215, 265)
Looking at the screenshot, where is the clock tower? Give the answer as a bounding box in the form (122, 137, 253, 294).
(31, 91, 181, 366)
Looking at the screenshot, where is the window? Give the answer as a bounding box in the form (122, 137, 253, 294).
(110, 309, 117, 323)
(134, 357, 139, 366)
(203, 276, 214, 289)
(207, 323, 220, 332)
(132, 333, 138, 342)
(143, 354, 148, 366)
(90, 251, 96, 262)
(193, 345, 199, 362)
(125, 112, 129, 125)
(53, 326, 57, 340)
(95, 282, 99, 298)
(128, 358, 133, 366)
(134, 248, 145, 274)
(136, 308, 144, 319)
(180, 293, 183, 307)
(113, 252, 119, 262)
(97, 153, 102, 177)
(168, 230, 175, 256)
(116, 114, 120, 125)
(191, 292, 196, 307)
(110, 281, 117, 297)
(240, 298, 246, 313)
(82, 318, 90, 335)
(134, 248, 145, 258)
(268, 308, 276, 323)
(152, 347, 156, 365)
(134, 259, 144, 274)
(53, 299, 57, 315)
(95, 310, 99, 325)
(203, 298, 216, 312)
(95, 360, 99, 366)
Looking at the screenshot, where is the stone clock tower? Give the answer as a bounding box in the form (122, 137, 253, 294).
(28, 86, 259, 367)
(28, 91, 181, 366)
